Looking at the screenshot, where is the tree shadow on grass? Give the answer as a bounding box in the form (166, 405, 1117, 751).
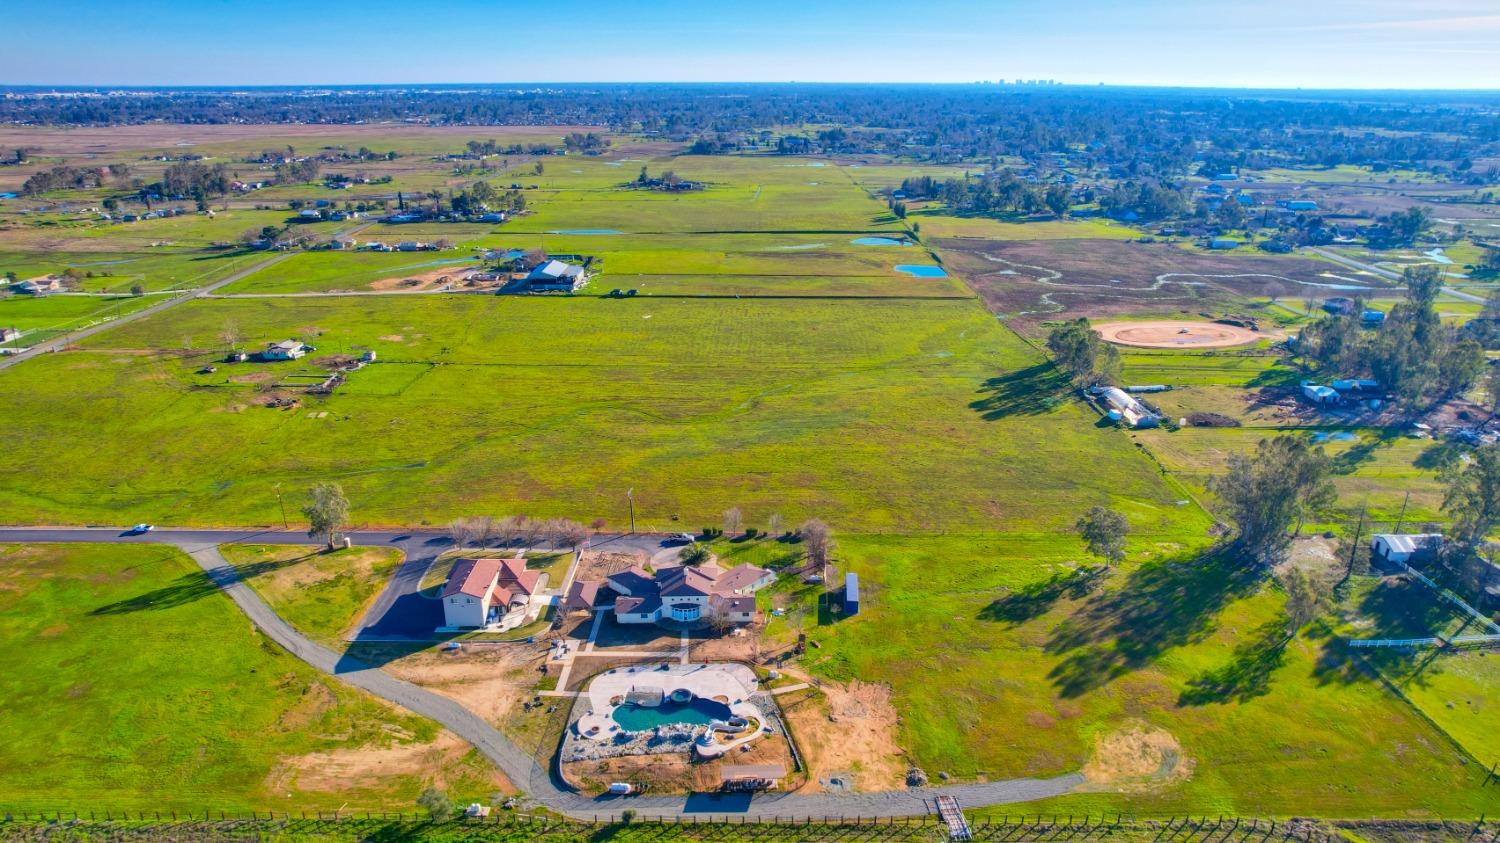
(1245, 367, 1304, 390)
(1414, 439, 1468, 471)
(1177, 618, 1289, 706)
(970, 363, 1071, 420)
(89, 555, 310, 616)
(1329, 433, 1394, 476)
(1313, 574, 1468, 690)
(1044, 547, 1262, 698)
(978, 565, 1107, 625)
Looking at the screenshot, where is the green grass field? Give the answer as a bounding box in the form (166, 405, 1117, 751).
(786, 535, 1497, 817)
(0, 543, 501, 812)
(2, 128, 1496, 821)
(1, 248, 266, 293)
(0, 295, 1186, 533)
(0, 292, 166, 346)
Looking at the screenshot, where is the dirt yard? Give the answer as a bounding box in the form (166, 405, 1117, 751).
(575, 549, 649, 582)
(563, 728, 799, 795)
(265, 730, 512, 798)
(380, 644, 545, 726)
(1080, 720, 1193, 792)
(935, 237, 1396, 321)
(1094, 320, 1266, 349)
(368, 266, 475, 292)
(778, 680, 906, 793)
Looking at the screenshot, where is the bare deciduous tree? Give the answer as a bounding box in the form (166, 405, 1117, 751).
(554, 518, 589, 548)
(767, 513, 783, 537)
(723, 507, 743, 536)
(798, 519, 833, 567)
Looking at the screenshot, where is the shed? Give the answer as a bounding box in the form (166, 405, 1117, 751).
(843, 572, 859, 615)
(1361, 310, 1386, 326)
(1285, 200, 1319, 211)
(1301, 383, 1339, 405)
(1371, 534, 1443, 565)
(1209, 238, 1241, 250)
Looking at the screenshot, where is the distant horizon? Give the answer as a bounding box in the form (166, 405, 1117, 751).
(3, 0, 1498, 90)
(3, 82, 1498, 95)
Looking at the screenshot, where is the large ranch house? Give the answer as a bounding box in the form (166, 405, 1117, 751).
(440, 557, 548, 631)
(569, 562, 774, 628)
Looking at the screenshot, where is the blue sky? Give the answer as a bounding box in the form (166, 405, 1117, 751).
(2, 0, 1497, 89)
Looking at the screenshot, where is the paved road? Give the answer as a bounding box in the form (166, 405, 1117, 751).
(1309, 247, 1484, 304)
(0, 526, 1082, 819)
(0, 254, 292, 372)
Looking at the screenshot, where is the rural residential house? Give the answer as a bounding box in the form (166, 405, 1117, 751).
(441, 557, 547, 630)
(581, 562, 773, 627)
(262, 340, 310, 361)
(526, 259, 589, 292)
(0, 327, 20, 343)
(12, 276, 63, 295)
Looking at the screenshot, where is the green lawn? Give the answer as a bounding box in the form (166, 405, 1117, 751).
(0, 543, 501, 812)
(220, 543, 403, 644)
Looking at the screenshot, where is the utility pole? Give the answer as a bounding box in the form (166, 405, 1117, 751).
(1393, 491, 1410, 534)
(627, 488, 635, 534)
(1343, 505, 1367, 586)
(275, 482, 289, 531)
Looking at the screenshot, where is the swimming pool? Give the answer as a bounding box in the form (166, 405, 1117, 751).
(612, 697, 732, 731)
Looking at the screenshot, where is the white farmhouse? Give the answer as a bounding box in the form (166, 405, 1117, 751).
(262, 340, 310, 360)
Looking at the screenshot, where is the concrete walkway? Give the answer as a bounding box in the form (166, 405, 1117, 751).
(0, 528, 1082, 819)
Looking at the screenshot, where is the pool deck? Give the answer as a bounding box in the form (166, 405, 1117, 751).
(574, 662, 761, 745)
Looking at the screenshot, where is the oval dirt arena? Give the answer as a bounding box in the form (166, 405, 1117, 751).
(1094, 320, 1264, 349)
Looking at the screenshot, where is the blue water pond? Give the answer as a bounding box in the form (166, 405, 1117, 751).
(895, 264, 948, 278)
(1311, 431, 1359, 443)
(851, 236, 911, 246)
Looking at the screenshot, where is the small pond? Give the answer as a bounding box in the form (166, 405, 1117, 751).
(895, 264, 948, 278)
(612, 697, 733, 731)
(851, 236, 911, 246)
(1311, 431, 1359, 443)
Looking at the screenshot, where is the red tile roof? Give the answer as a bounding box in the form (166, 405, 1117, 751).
(442, 557, 537, 602)
(443, 557, 501, 599)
